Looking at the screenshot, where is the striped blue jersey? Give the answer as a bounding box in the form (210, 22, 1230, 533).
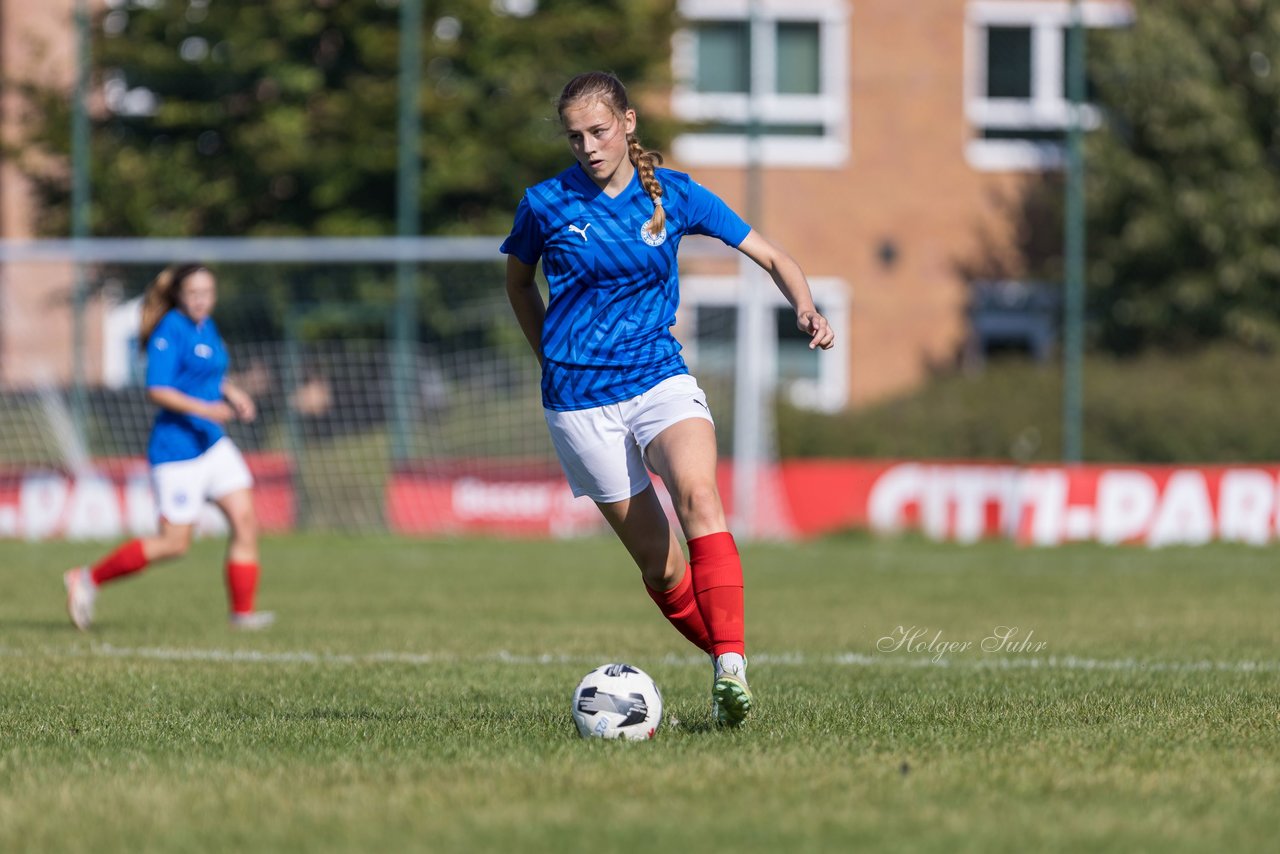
(145, 309, 228, 465)
(501, 165, 751, 411)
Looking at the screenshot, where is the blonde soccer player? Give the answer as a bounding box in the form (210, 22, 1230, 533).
(502, 72, 834, 725)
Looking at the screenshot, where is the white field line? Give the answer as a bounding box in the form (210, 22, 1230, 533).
(0, 644, 1278, 674)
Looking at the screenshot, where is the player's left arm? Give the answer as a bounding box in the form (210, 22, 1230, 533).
(221, 379, 257, 423)
(735, 230, 835, 350)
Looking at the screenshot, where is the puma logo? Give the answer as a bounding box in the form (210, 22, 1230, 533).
(568, 223, 592, 242)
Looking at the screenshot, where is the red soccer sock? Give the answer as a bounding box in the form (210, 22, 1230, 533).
(644, 565, 713, 654)
(688, 532, 746, 658)
(225, 561, 260, 615)
(90, 539, 149, 586)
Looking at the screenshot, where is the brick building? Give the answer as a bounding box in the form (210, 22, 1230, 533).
(0, 0, 98, 389)
(667, 0, 1130, 409)
(0, 0, 1132, 407)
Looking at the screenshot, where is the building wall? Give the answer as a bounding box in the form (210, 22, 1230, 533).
(666, 0, 1067, 405)
(0, 0, 103, 389)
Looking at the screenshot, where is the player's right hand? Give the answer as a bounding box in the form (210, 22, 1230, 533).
(203, 401, 237, 423)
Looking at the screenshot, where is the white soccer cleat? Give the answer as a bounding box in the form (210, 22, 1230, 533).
(229, 611, 276, 631)
(712, 652, 752, 727)
(63, 567, 97, 632)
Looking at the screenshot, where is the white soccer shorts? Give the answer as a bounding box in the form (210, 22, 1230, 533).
(150, 437, 254, 526)
(544, 373, 715, 504)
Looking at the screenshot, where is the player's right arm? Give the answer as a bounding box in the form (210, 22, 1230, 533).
(147, 387, 235, 423)
(505, 255, 546, 367)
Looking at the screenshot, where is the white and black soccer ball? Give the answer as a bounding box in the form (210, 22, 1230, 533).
(571, 663, 663, 740)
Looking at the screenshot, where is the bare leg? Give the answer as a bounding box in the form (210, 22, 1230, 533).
(140, 518, 195, 562)
(594, 484, 686, 591)
(212, 488, 258, 565)
(595, 484, 712, 652)
(643, 417, 726, 540)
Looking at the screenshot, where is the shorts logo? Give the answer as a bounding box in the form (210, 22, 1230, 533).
(640, 221, 667, 247)
(174, 493, 188, 506)
(194, 344, 213, 358)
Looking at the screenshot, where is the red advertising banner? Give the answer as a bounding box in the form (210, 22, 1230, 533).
(0, 454, 295, 541)
(388, 460, 1280, 546)
(4, 456, 1278, 546)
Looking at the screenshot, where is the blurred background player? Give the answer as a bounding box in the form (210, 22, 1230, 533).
(62, 264, 274, 631)
(502, 71, 835, 725)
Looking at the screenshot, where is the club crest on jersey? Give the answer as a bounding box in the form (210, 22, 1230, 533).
(640, 220, 667, 247)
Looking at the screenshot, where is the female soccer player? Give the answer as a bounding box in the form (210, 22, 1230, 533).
(502, 72, 835, 725)
(63, 264, 274, 631)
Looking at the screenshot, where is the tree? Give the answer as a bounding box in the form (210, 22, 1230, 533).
(10, 0, 679, 238)
(959, 2, 1280, 357)
(1086, 0, 1280, 354)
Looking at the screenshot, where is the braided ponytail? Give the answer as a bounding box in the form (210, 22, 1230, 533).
(628, 136, 666, 237)
(558, 71, 666, 235)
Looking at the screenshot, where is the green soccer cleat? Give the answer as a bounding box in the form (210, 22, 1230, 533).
(712, 653, 752, 727)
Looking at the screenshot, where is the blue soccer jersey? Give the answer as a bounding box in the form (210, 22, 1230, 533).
(145, 309, 228, 465)
(501, 165, 751, 411)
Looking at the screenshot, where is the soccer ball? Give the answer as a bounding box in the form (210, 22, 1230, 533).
(571, 663, 663, 740)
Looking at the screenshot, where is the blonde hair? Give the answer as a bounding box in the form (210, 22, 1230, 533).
(557, 71, 665, 236)
(139, 263, 208, 350)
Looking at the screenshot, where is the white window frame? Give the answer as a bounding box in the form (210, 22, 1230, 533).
(966, 1, 1133, 171)
(672, 0, 850, 169)
(102, 295, 143, 390)
(677, 274, 850, 411)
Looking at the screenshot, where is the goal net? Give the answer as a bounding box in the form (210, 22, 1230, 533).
(0, 237, 776, 540)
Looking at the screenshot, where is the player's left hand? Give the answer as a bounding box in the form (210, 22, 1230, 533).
(798, 310, 835, 350)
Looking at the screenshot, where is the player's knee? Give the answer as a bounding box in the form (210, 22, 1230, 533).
(641, 560, 681, 592)
(642, 550, 682, 586)
(633, 541, 664, 575)
(231, 512, 258, 543)
(676, 482, 723, 527)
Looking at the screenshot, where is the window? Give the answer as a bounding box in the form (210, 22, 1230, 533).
(965, 280, 1061, 368)
(775, 305, 822, 383)
(695, 22, 751, 93)
(967, 1, 1132, 171)
(677, 273, 849, 411)
(986, 27, 1033, 99)
(672, 0, 849, 168)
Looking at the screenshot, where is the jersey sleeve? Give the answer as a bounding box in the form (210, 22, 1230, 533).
(499, 194, 546, 266)
(683, 180, 752, 247)
(145, 316, 179, 389)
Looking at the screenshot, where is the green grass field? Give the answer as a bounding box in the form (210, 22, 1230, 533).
(2, 534, 1278, 852)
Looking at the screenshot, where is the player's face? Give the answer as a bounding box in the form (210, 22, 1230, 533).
(178, 269, 217, 323)
(562, 99, 636, 191)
